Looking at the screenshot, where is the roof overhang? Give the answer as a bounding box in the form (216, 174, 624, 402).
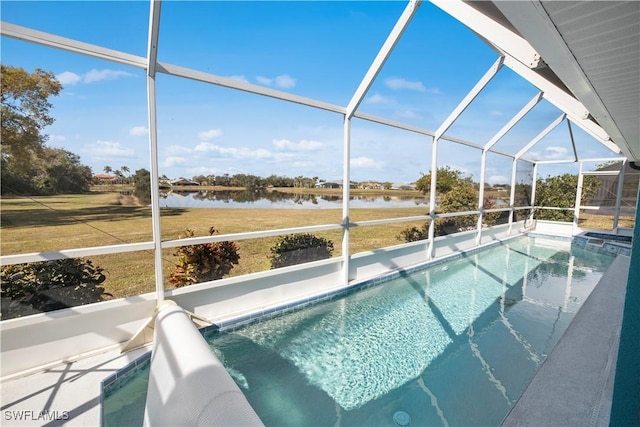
(487, 1, 639, 161)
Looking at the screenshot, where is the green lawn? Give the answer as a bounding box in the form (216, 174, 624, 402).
(1, 192, 428, 298)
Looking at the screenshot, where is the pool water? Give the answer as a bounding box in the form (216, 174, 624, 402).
(102, 236, 615, 426)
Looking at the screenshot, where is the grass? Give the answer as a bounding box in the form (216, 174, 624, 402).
(1, 192, 429, 298)
(1, 192, 634, 300)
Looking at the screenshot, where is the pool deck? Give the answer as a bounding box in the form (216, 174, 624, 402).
(0, 345, 150, 426)
(0, 253, 630, 427)
(501, 254, 630, 427)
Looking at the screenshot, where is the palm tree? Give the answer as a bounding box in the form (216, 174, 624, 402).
(114, 170, 124, 185)
(120, 166, 130, 184)
(103, 165, 113, 175)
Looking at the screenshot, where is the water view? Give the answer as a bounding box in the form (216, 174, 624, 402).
(157, 189, 432, 209)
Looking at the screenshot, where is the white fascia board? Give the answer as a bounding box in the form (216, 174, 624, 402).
(346, 0, 421, 118)
(157, 62, 345, 114)
(429, 0, 541, 68)
(515, 113, 566, 159)
(435, 56, 504, 140)
(493, 1, 633, 160)
(484, 92, 543, 151)
(0, 22, 147, 69)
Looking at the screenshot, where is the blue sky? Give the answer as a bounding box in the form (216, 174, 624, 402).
(1, 1, 619, 184)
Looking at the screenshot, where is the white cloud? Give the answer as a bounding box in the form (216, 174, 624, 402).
(57, 69, 134, 85)
(292, 161, 316, 168)
(83, 140, 134, 157)
(272, 138, 323, 151)
(228, 75, 249, 83)
(161, 156, 187, 167)
(274, 74, 296, 88)
(194, 142, 218, 152)
(256, 76, 272, 85)
(366, 93, 394, 104)
(256, 74, 296, 88)
(129, 126, 149, 136)
(167, 145, 192, 154)
(385, 77, 426, 92)
(193, 142, 278, 160)
(56, 71, 82, 85)
(527, 146, 569, 160)
(351, 157, 384, 168)
(197, 129, 223, 141)
(397, 109, 421, 120)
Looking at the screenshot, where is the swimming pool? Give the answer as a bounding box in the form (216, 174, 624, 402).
(102, 235, 615, 426)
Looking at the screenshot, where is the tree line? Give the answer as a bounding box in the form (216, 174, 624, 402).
(1, 64, 92, 195)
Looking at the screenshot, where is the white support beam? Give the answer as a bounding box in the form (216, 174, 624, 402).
(427, 135, 438, 259)
(342, 117, 352, 284)
(0, 22, 147, 69)
(435, 56, 504, 140)
(147, 0, 164, 303)
(502, 56, 619, 154)
(566, 120, 579, 162)
(530, 164, 538, 207)
(573, 162, 585, 231)
(613, 159, 627, 230)
(429, 0, 542, 69)
(157, 62, 345, 114)
(353, 111, 435, 138)
(485, 92, 543, 151)
(508, 158, 518, 234)
(515, 113, 566, 159)
(346, 0, 421, 118)
(0, 242, 156, 267)
(476, 149, 488, 244)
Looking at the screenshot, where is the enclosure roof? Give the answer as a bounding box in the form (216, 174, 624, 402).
(484, 1, 640, 161)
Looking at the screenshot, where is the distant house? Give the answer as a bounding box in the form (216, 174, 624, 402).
(94, 174, 117, 184)
(170, 178, 200, 186)
(317, 180, 342, 189)
(360, 181, 383, 190)
(390, 183, 416, 190)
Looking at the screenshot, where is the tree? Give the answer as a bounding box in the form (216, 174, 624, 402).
(1, 147, 92, 194)
(103, 165, 113, 174)
(114, 170, 125, 185)
(133, 168, 151, 204)
(415, 166, 472, 195)
(438, 184, 478, 232)
(535, 173, 600, 221)
(1, 65, 62, 162)
(120, 166, 130, 183)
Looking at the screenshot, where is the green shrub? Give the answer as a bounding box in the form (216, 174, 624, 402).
(170, 226, 240, 287)
(269, 233, 334, 269)
(0, 258, 107, 319)
(397, 222, 430, 242)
